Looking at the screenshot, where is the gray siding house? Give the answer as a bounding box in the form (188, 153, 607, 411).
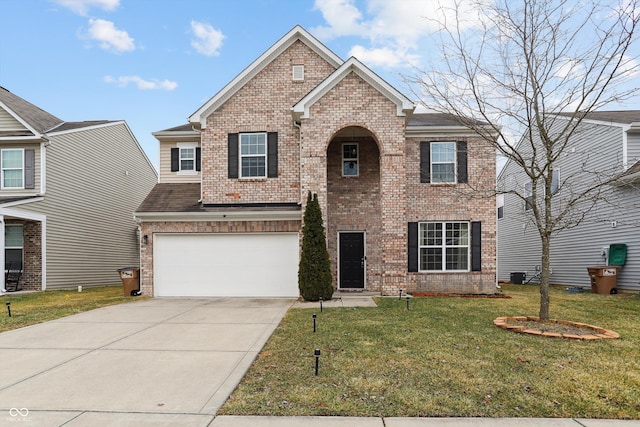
(497, 111, 640, 291)
(0, 86, 158, 292)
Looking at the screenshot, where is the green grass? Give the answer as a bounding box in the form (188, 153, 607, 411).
(0, 286, 143, 333)
(220, 285, 640, 419)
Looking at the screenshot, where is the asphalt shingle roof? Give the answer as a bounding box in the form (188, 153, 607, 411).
(136, 183, 202, 213)
(0, 86, 63, 134)
(555, 110, 640, 124)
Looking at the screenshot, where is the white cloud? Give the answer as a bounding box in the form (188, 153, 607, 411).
(190, 21, 225, 56)
(349, 45, 419, 69)
(312, 0, 487, 69)
(52, 0, 119, 16)
(87, 18, 135, 53)
(312, 0, 365, 39)
(104, 75, 178, 91)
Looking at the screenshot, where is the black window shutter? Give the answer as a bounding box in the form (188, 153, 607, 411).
(408, 222, 419, 272)
(471, 221, 481, 271)
(228, 133, 239, 179)
(24, 149, 35, 189)
(196, 147, 201, 172)
(170, 148, 179, 172)
(420, 141, 430, 183)
(457, 141, 468, 184)
(267, 132, 278, 178)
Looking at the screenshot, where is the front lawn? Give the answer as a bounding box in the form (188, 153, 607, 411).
(220, 285, 640, 419)
(0, 286, 141, 333)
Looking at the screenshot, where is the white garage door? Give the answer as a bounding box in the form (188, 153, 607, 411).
(153, 233, 299, 297)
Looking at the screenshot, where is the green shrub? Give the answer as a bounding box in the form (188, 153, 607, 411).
(298, 192, 333, 301)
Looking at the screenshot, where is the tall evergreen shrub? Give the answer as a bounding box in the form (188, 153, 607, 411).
(298, 191, 333, 301)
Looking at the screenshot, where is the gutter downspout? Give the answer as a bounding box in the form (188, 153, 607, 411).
(293, 120, 302, 203)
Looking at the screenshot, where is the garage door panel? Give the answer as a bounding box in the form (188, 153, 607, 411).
(154, 233, 299, 297)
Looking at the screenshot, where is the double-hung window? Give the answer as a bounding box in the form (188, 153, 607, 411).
(5, 225, 23, 270)
(180, 147, 195, 172)
(240, 133, 267, 178)
(342, 143, 359, 176)
(419, 222, 469, 271)
(430, 142, 456, 183)
(1, 149, 24, 189)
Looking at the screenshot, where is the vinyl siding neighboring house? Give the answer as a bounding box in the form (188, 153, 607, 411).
(497, 111, 640, 291)
(0, 86, 157, 291)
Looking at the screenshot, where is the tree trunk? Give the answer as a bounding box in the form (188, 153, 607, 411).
(539, 234, 551, 321)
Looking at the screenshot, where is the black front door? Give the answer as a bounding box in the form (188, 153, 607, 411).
(339, 232, 365, 289)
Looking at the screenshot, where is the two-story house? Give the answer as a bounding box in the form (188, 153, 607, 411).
(135, 26, 496, 297)
(497, 111, 640, 291)
(0, 86, 157, 292)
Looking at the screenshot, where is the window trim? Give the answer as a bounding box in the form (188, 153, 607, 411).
(342, 143, 359, 177)
(239, 132, 268, 179)
(430, 141, 456, 184)
(5, 224, 23, 270)
(1, 148, 25, 189)
(418, 221, 470, 272)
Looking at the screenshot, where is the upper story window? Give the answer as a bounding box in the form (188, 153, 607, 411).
(342, 143, 359, 176)
(419, 221, 470, 272)
(240, 133, 267, 178)
(170, 143, 200, 174)
(420, 141, 467, 184)
(551, 169, 560, 194)
(180, 147, 195, 171)
(524, 181, 533, 210)
(228, 132, 278, 179)
(431, 142, 456, 183)
(497, 194, 504, 219)
(1, 149, 24, 189)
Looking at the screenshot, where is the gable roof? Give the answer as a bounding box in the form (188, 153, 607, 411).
(0, 86, 64, 137)
(189, 25, 343, 129)
(292, 56, 415, 119)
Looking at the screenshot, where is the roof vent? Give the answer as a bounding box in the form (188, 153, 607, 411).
(292, 65, 304, 81)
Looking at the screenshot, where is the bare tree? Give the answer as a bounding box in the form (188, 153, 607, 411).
(409, 0, 639, 320)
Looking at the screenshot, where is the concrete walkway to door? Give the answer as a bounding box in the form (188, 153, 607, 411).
(0, 297, 294, 426)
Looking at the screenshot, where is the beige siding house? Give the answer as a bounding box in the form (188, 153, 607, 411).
(135, 26, 497, 298)
(0, 86, 157, 291)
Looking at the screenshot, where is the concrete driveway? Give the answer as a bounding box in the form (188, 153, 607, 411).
(0, 297, 294, 426)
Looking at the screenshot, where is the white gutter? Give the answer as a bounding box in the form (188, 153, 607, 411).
(134, 209, 301, 223)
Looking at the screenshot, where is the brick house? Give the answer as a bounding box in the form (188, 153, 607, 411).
(134, 26, 496, 297)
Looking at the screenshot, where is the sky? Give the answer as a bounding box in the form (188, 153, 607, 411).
(1, 0, 639, 171)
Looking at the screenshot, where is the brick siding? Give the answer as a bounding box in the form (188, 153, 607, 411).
(140, 37, 497, 296)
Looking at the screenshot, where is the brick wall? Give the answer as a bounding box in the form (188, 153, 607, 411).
(405, 136, 497, 294)
(200, 40, 336, 205)
(299, 72, 407, 294)
(327, 136, 382, 290)
(22, 221, 42, 291)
